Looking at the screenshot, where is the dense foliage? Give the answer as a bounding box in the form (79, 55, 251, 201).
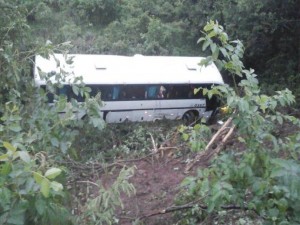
(177, 21, 300, 225)
(0, 2, 127, 224)
(22, 0, 300, 89)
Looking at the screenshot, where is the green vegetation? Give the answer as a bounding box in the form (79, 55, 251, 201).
(0, 1, 299, 224)
(176, 21, 300, 225)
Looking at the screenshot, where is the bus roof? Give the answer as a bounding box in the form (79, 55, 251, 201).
(34, 54, 224, 85)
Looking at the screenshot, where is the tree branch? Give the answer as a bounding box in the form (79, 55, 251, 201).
(185, 115, 235, 172)
(139, 201, 260, 220)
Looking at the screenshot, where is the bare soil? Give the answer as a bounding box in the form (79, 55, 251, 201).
(115, 155, 189, 225)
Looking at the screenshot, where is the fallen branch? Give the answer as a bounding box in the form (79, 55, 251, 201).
(139, 202, 259, 220)
(185, 116, 235, 172)
(205, 117, 233, 151)
(139, 201, 200, 219)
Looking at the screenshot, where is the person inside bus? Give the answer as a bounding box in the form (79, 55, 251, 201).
(167, 85, 178, 99)
(157, 85, 166, 98)
(145, 85, 158, 99)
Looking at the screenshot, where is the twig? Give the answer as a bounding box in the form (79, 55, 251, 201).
(149, 132, 158, 153)
(76, 180, 100, 187)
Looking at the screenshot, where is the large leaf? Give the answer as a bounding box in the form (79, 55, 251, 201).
(50, 181, 63, 192)
(45, 167, 62, 179)
(33, 172, 44, 185)
(41, 178, 50, 198)
(0, 153, 9, 161)
(18, 151, 31, 163)
(35, 198, 46, 215)
(3, 142, 16, 152)
(7, 200, 27, 225)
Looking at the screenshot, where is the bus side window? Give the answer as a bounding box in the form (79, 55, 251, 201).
(58, 85, 68, 96)
(112, 86, 120, 100)
(124, 85, 139, 99)
(145, 85, 158, 99)
(193, 86, 203, 98)
(89, 85, 99, 97)
(157, 86, 166, 98)
(58, 85, 72, 100)
(90, 85, 105, 100)
(188, 85, 195, 98)
(167, 85, 177, 99)
(120, 86, 127, 100)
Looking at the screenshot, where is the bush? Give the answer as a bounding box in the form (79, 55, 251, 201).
(176, 21, 300, 225)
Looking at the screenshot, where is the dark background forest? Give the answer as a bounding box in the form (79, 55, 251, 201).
(2, 0, 300, 89)
(1, 1, 300, 225)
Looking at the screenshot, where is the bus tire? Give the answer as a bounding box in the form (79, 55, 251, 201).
(182, 111, 197, 126)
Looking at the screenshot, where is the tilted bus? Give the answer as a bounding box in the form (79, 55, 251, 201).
(34, 54, 224, 123)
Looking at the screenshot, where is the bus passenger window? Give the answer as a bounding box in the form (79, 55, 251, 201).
(120, 90, 127, 99)
(89, 85, 101, 97)
(145, 86, 158, 99)
(123, 85, 141, 99)
(157, 86, 166, 98)
(112, 86, 120, 100)
(188, 85, 195, 98)
(58, 85, 69, 96)
(166, 85, 177, 99)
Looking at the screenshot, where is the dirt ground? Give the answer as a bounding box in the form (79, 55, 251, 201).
(114, 155, 190, 225)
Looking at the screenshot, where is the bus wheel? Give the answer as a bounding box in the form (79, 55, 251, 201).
(182, 111, 197, 126)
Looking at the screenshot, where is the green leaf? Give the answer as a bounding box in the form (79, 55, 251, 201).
(202, 40, 210, 51)
(197, 37, 206, 44)
(45, 167, 62, 179)
(50, 137, 59, 147)
(3, 141, 17, 152)
(0, 153, 9, 161)
(210, 43, 217, 53)
(35, 198, 46, 215)
(72, 85, 79, 96)
(277, 198, 288, 212)
(182, 133, 189, 141)
(238, 137, 246, 143)
(0, 187, 11, 207)
(7, 200, 27, 225)
(33, 172, 44, 184)
(225, 44, 234, 52)
(212, 47, 220, 60)
(180, 176, 195, 187)
(41, 178, 50, 198)
(50, 181, 63, 192)
(219, 47, 228, 58)
(18, 151, 31, 163)
(207, 201, 215, 213)
(8, 124, 22, 132)
(277, 115, 283, 125)
(0, 162, 11, 175)
(204, 22, 214, 32)
(208, 30, 216, 38)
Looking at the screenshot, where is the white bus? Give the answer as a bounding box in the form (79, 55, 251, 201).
(34, 54, 224, 124)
